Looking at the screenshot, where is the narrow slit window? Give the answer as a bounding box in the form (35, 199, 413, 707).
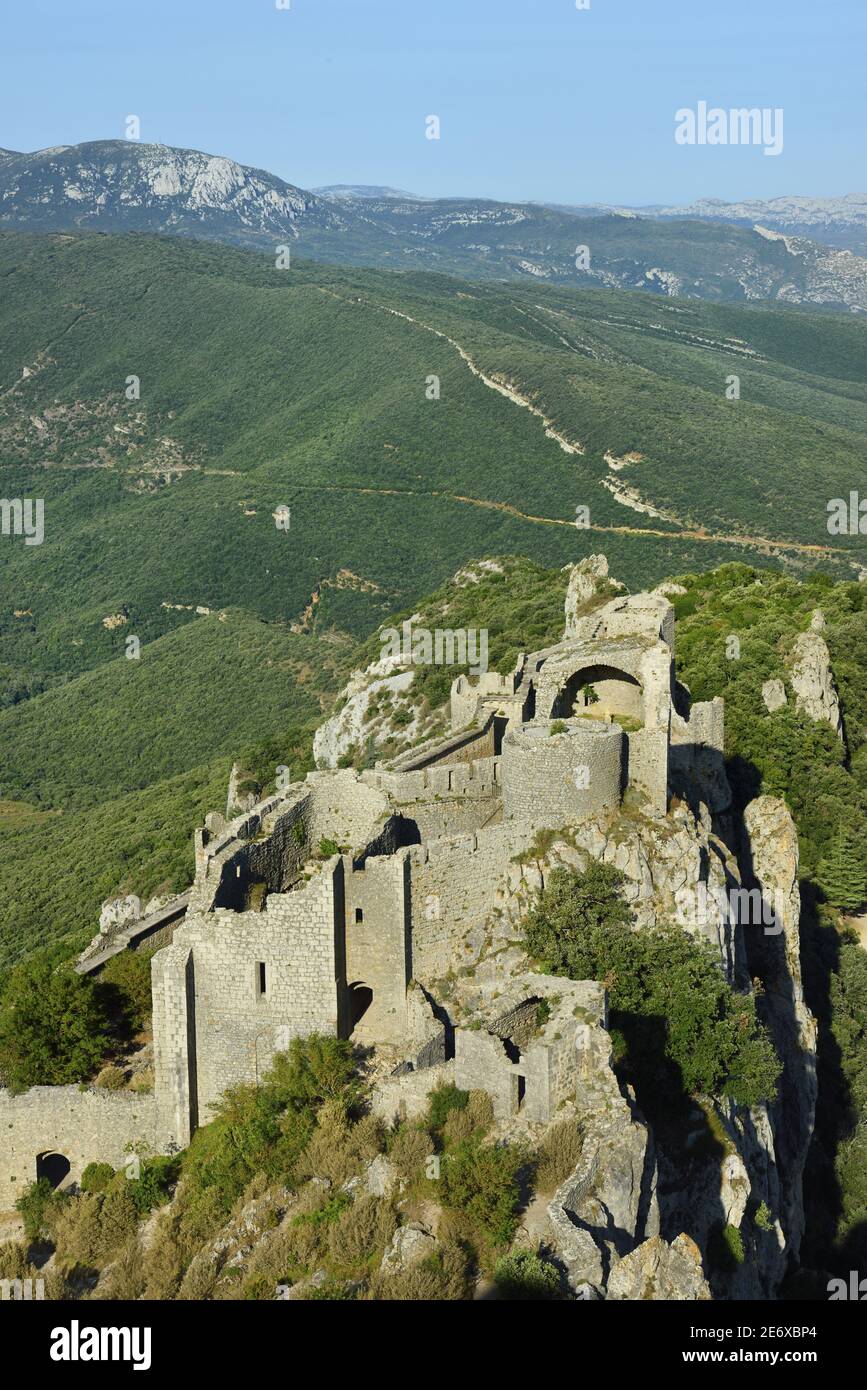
(355, 907, 364, 924)
(257, 961, 267, 997)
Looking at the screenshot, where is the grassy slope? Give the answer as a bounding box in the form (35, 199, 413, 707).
(0, 611, 354, 965)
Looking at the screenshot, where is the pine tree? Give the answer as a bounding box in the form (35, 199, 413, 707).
(817, 824, 867, 913)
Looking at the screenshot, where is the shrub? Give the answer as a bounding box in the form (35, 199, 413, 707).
(442, 1091, 494, 1145)
(128, 1155, 179, 1214)
(710, 1221, 746, 1272)
(294, 1102, 382, 1186)
(523, 865, 780, 1110)
(81, 1163, 115, 1195)
(437, 1138, 526, 1248)
(388, 1125, 434, 1183)
(534, 1118, 583, 1193)
(326, 1195, 397, 1272)
(754, 1201, 774, 1233)
(0, 959, 111, 1089)
(494, 1249, 561, 1299)
(426, 1084, 469, 1133)
(0, 1240, 35, 1281)
(369, 1240, 472, 1301)
(97, 950, 154, 1035)
(95, 1064, 126, 1090)
(15, 1178, 64, 1242)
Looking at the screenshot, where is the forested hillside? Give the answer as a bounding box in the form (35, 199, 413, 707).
(1, 230, 865, 968)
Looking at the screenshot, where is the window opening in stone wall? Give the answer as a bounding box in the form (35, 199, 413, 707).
(257, 961, 267, 998)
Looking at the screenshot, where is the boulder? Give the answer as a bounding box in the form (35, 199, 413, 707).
(607, 1234, 711, 1301)
(99, 895, 141, 935)
(761, 678, 788, 713)
(788, 630, 842, 738)
(379, 1224, 436, 1275)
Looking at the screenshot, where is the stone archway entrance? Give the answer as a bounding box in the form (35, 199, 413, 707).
(550, 663, 643, 725)
(36, 1151, 70, 1189)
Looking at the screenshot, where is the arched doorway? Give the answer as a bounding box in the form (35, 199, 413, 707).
(36, 1152, 70, 1189)
(348, 982, 373, 1032)
(551, 663, 643, 724)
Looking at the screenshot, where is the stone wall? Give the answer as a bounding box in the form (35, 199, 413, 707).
(363, 756, 502, 839)
(0, 1088, 158, 1201)
(153, 864, 345, 1126)
(501, 720, 624, 826)
(408, 822, 527, 979)
(343, 852, 411, 1045)
(454, 979, 606, 1123)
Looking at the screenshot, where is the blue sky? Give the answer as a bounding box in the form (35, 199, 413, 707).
(2, 0, 863, 205)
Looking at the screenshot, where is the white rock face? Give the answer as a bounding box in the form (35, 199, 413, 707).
(379, 1224, 436, 1274)
(788, 629, 843, 738)
(562, 554, 624, 638)
(312, 655, 417, 768)
(99, 895, 141, 935)
(743, 795, 818, 1261)
(762, 678, 788, 713)
(226, 762, 258, 818)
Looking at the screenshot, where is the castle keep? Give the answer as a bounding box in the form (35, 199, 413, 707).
(0, 561, 731, 1196)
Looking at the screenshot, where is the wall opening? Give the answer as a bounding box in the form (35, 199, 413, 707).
(551, 664, 643, 725)
(256, 961, 267, 998)
(355, 907, 364, 924)
(36, 1152, 70, 1189)
(348, 982, 373, 1031)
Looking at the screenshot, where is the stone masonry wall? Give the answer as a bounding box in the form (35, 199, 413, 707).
(364, 757, 502, 840)
(501, 721, 624, 826)
(343, 852, 411, 1044)
(0, 1088, 158, 1201)
(154, 865, 344, 1124)
(408, 822, 528, 979)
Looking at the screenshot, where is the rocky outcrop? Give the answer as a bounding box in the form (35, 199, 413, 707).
(380, 1224, 436, 1275)
(312, 649, 421, 768)
(788, 624, 843, 738)
(741, 796, 818, 1262)
(226, 762, 258, 818)
(762, 678, 788, 713)
(546, 1026, 658, 1295)
(562, 554, 623, 637)
(606, 1233, 711, 1301)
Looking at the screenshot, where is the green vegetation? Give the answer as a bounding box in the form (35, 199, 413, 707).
(2, 231, 862, 966)
(0, 959, 111, 1090)
(522, 863, 780, 1112)
(493, 1249, 561, 1300)
(671, 564, 867, 1277)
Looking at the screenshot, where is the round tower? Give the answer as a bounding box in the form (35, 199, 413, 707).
(501, 718, 624, 826)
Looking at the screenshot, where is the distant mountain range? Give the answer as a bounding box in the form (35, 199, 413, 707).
(2, 139, 867, 311)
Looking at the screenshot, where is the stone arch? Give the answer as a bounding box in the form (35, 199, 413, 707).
(36, 1151, 70, 1189)
(550, 663, 643, 724)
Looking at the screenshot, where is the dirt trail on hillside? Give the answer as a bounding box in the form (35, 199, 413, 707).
(319, 286, 857, 565)
(302, 480, 852, 562)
